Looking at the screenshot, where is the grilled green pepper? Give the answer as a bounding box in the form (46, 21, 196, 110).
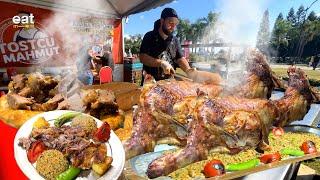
(280, 148, 304, 156)
(226, 158, 260, 171)
(54, 112, 80, 127)
(56, 166, 81, 180)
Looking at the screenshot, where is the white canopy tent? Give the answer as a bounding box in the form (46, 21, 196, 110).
(2, 0, 174, 18)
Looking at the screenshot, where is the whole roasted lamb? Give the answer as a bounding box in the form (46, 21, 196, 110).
(124, 50, 318, 178)
(124, 50, 282, 160)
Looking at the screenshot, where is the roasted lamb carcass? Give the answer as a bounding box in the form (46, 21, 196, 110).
(226, 49, 284, 99)
(146, 67, 316, 178)
(123, 50, 282, 160)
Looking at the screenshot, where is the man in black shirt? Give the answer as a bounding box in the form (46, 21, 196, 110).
(139, 8, 221, 85)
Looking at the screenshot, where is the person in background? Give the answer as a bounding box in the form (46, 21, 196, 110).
(76, 45, 94, 85)
(139, 8, 221, 85)
(312, 54, 320, 70)
(90, 45, 114, 82)
(96, 45, 114, 71)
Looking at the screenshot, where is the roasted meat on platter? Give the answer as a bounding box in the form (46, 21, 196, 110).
(6, 73, 118, 118)
(123, 50, 319, 178)
(145, 67, 315, 178)
(124, 50, 282, 160)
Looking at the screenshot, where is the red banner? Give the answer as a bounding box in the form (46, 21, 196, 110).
(0, 1, 120, 67)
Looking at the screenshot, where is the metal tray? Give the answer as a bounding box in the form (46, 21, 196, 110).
(284, 125, 320, 136)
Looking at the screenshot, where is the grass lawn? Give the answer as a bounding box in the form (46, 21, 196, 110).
(177, 66, 320, 84)
(272, 68, 320, 80)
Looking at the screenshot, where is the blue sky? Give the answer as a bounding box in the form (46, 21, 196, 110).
(124, 0, 320, 45)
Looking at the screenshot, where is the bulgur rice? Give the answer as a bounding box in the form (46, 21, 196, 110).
(169, 132, 320, 179)
(36, 150, 69, 180)
(71, 115, 97, 133)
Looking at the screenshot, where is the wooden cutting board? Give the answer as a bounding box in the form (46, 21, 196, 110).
(83, 82, 140, 95)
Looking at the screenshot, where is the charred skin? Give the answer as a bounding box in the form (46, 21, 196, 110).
(274, 67, 313, 126)
(147, 97, 276, 178)
(146, 68, 315, 178)
(123, 108, 157, 160)
(125, 51, 276, 159)
(124, 81, 222, 160)
(126, 50, 316, 178)
(230, 49, 281, 99)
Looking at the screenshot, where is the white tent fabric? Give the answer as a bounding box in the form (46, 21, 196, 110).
(3, 0, 174, 18)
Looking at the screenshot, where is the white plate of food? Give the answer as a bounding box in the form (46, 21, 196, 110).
(14, 110, 125, 180)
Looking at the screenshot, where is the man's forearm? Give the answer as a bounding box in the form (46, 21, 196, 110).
(177, 57, 191, 72)
(139, 53, 162, 67)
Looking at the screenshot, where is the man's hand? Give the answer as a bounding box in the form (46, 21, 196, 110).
(187, 68, 222, 85)
(160, 61, 175, 75)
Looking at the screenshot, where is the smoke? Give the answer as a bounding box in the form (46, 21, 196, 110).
(38, 0, 114, 110)
(37, 0, 115, 71)
(199, 0, 270, 88)
(207, 0, 267, 46)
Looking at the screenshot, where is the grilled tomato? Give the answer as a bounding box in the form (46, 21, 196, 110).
(27, 140, 46, 163)
(260, 152, 281, 164)
(203, 159, 225, 177)
(300, 140, 317, 154)
(94, 122, 111, 143)
(272, 127, 284, 137)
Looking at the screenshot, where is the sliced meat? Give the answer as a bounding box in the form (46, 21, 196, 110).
(72, 145, 98, 169)
(41, 94, 64, 111)
(82, 89, 118, 117)
(93, 144, 107, 163)
(9, 74, 28, 92)
(6, 93, 34, 110)
(18, 87, 33, 97)
(57, 100, 70, 110)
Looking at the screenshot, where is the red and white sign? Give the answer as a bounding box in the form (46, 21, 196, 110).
(0, 1, 122, 67)
(0, 2, 63, 67)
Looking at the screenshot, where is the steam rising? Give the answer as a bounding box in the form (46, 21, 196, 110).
(39, 0, 114, 110)
(199, 0, 269, 88)
(203, 0, 267, 46)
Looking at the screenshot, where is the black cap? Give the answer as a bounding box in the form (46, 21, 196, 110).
(161, 8, 178, 19)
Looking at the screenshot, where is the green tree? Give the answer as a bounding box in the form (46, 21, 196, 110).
(286, 7, 296, 25)
(296, 5, 306, 26)
(256, 9, 270, 54)
(270, 13, 291, 57)
(176, 19, 192, 42)
(124, 34, 142, 55)
(307, 11, 317, 21)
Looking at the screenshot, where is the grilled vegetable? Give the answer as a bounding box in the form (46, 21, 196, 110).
(56, 166, 81, 180)
(272, 127, 284, 137)
(280, 148, 304, 156)
(54, 112, 80, 127)
(33, 117, 49, 129)
(92, 156, 113, 176)
(226, 158, 260, 171)
(260, 152, 281, 164)
(203, 159, 225, 177)
(94, 122, 111, 143)
(27, 140, 46, 163)
(300, 141, 317, 154)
